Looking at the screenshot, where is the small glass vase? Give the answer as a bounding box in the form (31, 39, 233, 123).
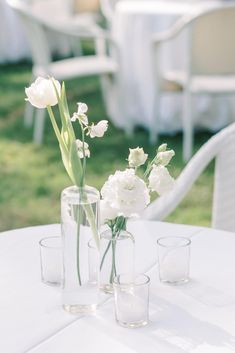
(61, 185, 100, 314)
(99, 228, 135, 294)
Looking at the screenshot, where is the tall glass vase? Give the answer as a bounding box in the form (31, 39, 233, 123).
(100, 229, 135, 294)
(61, 185, 100, 314)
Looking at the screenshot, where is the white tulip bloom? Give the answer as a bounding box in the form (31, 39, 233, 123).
(149, 165, 175, 196)
(75, 139, 90, 158)
(25, 77, 61, 108)
(90, 120, 108, 138)
(128, 147, 148, 168)
(101, 168, 150, 218)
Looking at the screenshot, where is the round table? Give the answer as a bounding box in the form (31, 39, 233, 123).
(1, 220, 235, 353)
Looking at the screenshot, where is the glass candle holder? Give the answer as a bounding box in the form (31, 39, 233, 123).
(113, 274, 150, 328)
(39, 236, 62, 287)
(157, 236, 191, 285)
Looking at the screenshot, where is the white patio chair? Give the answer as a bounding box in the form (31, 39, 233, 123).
(151, 4, 235, 162)
(100, 0, 116, 24)
(143, 122, 235, 233)
(7, 0, 118, 144)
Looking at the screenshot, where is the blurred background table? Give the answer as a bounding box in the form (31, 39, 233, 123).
(111, 0, 234, 134)
(0, 0, 99, 63)
(1, 221, 235, 353)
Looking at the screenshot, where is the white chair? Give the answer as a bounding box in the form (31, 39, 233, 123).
(151, 4, 235, 162)
(100, 0, 116, 24)
(143, 122, 235, 233)
(7, 0, 118, 144)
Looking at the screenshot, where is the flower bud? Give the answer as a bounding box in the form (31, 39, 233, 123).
(157, 150, 175, 166)
(157, 143, 167, 153)
(149, 165, 175, 196)
(128, 147, 148, 168)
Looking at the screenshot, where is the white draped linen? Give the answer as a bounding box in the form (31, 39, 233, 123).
(1, 221, 235, 353)
(0, 0, 31, 63)
(111, 0, 234, 134)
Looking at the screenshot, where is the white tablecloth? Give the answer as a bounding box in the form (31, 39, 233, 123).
(111, 0, 234, 134)
(0, 0, 81, 63)
(1, 221, 235, 353)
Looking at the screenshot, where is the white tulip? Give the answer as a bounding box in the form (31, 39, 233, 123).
(149, 165, 175, 196)
(25, 77, 61, 108)
(90, 120, 108, 138)
(128, 147, 148, 168)
(157, 150, 175, 166)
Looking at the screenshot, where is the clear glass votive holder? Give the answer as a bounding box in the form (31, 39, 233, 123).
(157, 236, 191, 285)
(113, 274, 150, 328)
(39, 236, 62, 287)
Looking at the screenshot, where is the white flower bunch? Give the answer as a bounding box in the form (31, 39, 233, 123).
(25, 77, 108, 187)
(101, 144, 175, 229)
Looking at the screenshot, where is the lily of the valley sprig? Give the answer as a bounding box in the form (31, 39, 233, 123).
(25, 77, 108, 187)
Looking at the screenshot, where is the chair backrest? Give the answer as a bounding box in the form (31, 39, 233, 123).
(7, 0, 52, 67)
(74, 0, 100, 14)
(190, 6, 235, 75)
(100, 0, 116, 22)
(142, 122, 235, 233)
(24, 0, 74, 17)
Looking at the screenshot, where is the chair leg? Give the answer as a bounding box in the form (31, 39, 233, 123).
(182, 91, 193, 162)
(33, 108, 46, 144)
(24, 101, 34, 128)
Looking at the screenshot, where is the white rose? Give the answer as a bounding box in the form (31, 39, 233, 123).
(90, 120, 108, 138)
(149, 165, 175, 196)
(100, 200, 119, 225)
(157, 150, 175, 166)
(75, 139, 90, 158)
(25, 77, 61, 108)
(101, 168, 150, 218)
(128, 147, 148, 168)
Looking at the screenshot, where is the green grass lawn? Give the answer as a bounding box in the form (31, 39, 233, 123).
(0, 61, 214, 231)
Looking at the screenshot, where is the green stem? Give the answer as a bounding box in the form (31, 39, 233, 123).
(100, 240, 111, 270)
(80, 123, 86, 188)
(109, 237, 117, 284)
(76, 205, 82, 286)
(47, 106, 67, 153)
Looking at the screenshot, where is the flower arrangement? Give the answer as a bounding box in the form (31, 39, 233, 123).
(25, 76, 175, 291)
(99, 145, 175, 284)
